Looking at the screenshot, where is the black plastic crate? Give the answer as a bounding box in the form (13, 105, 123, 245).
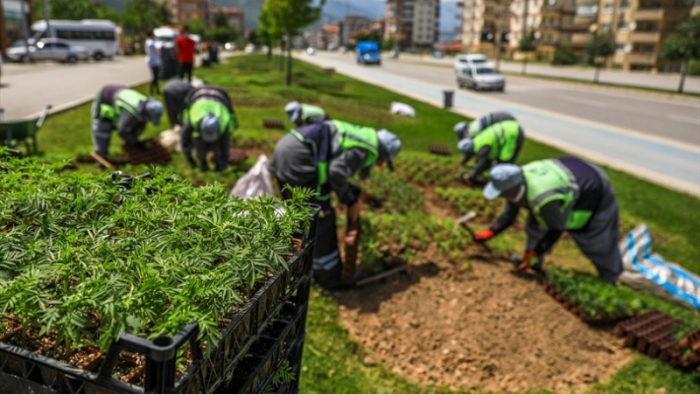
(0, 207, 319, 394)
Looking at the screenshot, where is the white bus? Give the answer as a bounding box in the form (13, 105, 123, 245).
(30, 20, 119, 61)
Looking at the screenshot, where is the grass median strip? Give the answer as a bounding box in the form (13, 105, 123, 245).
(30, 54, 700, 393)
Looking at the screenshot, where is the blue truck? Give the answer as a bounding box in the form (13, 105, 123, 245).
(356, 41, 381, 65)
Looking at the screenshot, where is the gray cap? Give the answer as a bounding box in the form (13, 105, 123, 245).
(199, 113, 220, 143)
(483, 164, 524, 200)
(457, 138, 474, 154)
(453, 121, 468, 139)
(145, 100, 164, 126)
(284, 101, 301, 123)
(377, 129, 402, 171)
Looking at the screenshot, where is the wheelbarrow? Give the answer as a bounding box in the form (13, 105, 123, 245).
(0, 105, 52, 156)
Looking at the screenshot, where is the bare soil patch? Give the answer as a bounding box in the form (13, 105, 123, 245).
(335, 253, 635, 393)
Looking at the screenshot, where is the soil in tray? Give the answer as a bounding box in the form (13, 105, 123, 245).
(334, 247, 634, 393)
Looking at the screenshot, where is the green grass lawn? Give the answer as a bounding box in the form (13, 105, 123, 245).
(32, 55, 700, 393)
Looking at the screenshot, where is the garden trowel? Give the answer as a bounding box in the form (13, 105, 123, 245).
(455, 211, 492, 253)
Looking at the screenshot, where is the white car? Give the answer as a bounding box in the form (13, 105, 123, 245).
(457, 65, 505, 92)
(6, 38, 89, 64)
(306, 47, 316, 55)
(244, 44, 256, 53)
(454, 54, 493, 75)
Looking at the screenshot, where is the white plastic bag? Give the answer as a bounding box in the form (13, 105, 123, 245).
(390, 102, 416, 117)
(230, 154, 275, 200)
(159, 126, 182, 153)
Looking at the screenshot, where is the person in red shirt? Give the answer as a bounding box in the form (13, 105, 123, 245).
(175, 26, 196, 82)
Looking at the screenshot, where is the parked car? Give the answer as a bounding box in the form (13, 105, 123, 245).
(224, 42, 236, 51)
(432, 50, 444, 58)
(244, 44, 256, 53)
(306, 47, 316, 55)
(454, 53, 493, 75)
(457, 65, 505, 92)
(6, 38, 89, 64)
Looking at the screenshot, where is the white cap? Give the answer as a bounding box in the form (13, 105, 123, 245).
(285, 101, 301, 123)
(377, 129, 402, 171)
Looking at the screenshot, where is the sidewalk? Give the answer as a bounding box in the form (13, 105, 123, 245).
(398, 54, 700, 95)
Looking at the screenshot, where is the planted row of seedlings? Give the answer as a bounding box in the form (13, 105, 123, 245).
(0, 154, 315, 392)
(392, 153, 459, 188)
(360, 172, 425, 215)
(615, 312, 700, 369)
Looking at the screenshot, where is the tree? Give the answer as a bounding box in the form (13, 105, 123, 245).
(214, 11, 229, 29)
(551, 46, 578, 65)
(32, 0, 119, 22)
(518, 32, 537, 75)
(260, 0, 326, 86)
(585, 32, 615, 83)
(662, 15, 700, 93)
(258, 4, 282, 62)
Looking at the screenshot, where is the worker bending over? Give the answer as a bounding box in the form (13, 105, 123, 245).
(269, 120, 402, 290)
(474, 158, 623, 283)
(181, 86, 238, 172)
(91, 85, 164, 161)
(163, 80, 194, 128)
(453, 111, 516, 140)
(284, 101, 330, 127)
(456, 118, 525, 184)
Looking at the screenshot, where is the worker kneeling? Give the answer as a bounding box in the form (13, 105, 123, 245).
(455, 118, 525, 184)
(269, 120, 402, 290)
(181, 86, 238, 172)
(91, 85, 164, 162)
(475, 158, 623, 284)
(284, 101, 330, 127)
(453, 111, 516, 140)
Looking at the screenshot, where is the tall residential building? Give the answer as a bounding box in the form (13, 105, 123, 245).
(385, 0, 441, 49)
(461, 0, 599, 60)
(214, 7, 245, 31)
(340, 15, 374, 45)
(163, 0, 212, 26)
(572, 0, 692, 71)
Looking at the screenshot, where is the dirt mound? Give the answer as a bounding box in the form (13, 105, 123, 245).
(335, 254, 635, 393)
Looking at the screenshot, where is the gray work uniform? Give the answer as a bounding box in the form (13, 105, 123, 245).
(268, 122, 371, 289)
(469, 111, 516, 138)
(163, 80, 193, 127)
(491, 158, 623, 283)
(91, 85, 147, 160)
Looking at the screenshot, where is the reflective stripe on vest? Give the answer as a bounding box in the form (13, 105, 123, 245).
(291, 121, 379, 200)
(114, 89, 146, 119)
(188, 99, 234, 139)
(301, 104, 326, 124)
(523, 159, 592, 230)
(472, 120, 520, 162)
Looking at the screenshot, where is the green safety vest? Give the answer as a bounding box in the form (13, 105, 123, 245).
(472, 120, 520, 162)
(291, 120, 379, 200)
(99, 89, 146, 122)
(301, 104, 326, 125)
(187, 99, 236, 139)
(523, 159, 592, 230)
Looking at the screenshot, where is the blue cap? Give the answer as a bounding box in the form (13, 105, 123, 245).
(145, 100, 164, 126)
(457, 138, 474, 154)
(483, 164, 524, 200)
(453, 121, 468, 139)
(199, 113, 220, 143)
(285, 101, 301, 123)
(377, 129, 401, 171)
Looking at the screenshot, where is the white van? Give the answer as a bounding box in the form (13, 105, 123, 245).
(30, 20, 118, 61)
(154, 27, 180, 49)
(454, 54, 493, 75)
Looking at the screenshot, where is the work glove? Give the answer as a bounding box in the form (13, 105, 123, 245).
(474, 229, 494, 242)
(517, 250, 540, 272)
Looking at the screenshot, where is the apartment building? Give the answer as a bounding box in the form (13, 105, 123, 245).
(572, 0, 692, 71)
(163, 0, 211, 26)
(460, 0, 581, 59)
(213, 7, 245, 31)
(385, 0, 441, 49)
(341, 15, 374, 45)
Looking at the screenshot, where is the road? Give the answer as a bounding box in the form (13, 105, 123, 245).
(398, 54, 700, 95)
(301, 52, 700, 196)
(0, 57, 152, 119)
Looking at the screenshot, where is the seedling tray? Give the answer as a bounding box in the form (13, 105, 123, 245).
(122, 138, 172, 165)
(0, 208, 319, 394)
(428, 145, 452, 156)
(543, 281, 625, 325)
(614, 311, 700, 369)
(262, 120, 285, 130)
